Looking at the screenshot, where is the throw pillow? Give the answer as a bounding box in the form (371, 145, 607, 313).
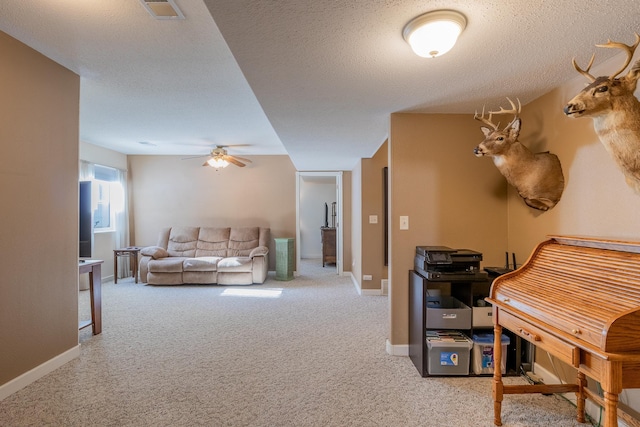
(141, 246, 169, 259)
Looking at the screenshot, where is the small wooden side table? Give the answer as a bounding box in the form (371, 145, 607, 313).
(113, 247, 142, 283)
(79, 259, 103, 335)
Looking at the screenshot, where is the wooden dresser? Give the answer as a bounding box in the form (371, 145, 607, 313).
(321, 227, 336, 267)
(487, 235, 640, 427)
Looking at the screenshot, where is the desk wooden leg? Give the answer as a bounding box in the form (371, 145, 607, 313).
(493, 324, 504, 426)
(603, 391, 619, 427)
(576, 371, 587, 423)
(602, 360, 622, 427)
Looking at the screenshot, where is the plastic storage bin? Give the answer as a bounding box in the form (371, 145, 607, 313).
(472, 333, 510, 375)
(426, 296, 472, 330)
(426, 330, 473, 375)
(472, 306, 493, 327)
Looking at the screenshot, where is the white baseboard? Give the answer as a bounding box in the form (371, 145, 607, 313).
(533, 362, 631, 427)
(386, 339, 409, 356)
(0, 345, 80, 401)
(348, 272, 384, 295)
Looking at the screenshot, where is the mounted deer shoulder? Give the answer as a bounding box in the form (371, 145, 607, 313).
(474, 98, 565, 211)
(564, 33, 640, 193)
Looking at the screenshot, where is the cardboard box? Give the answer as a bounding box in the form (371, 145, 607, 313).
(426, 296, 471, 330)
(472, 333, 510, 375)
(426, 330, 473, 375)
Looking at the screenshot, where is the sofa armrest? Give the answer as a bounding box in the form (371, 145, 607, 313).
(139, 255, 151, 283)
(249, 246, 269, 258)
(251, 254, 268, 284)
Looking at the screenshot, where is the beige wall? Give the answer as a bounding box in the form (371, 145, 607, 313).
(388, 113, 508, 345)
(510, 73, 640, 403)
(509, 84, 640, 258)
(360, 140, 389, 290)
(0, 32, 80, 385)
(128, 155, 298, 270)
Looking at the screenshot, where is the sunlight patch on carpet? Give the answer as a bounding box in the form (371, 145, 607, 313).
(221, 288, 283, 298)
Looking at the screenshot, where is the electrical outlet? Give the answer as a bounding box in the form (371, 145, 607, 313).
(369, 215, 378, 224)
(399, 216, 409, 230)
(363, 274, 372, 281)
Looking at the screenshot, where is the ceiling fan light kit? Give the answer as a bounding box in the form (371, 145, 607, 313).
(181, 145, 252, 169)
(403, 10, 466, 58)
(206, 157, 230, 169)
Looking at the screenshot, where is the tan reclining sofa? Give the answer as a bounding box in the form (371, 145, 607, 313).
(139, 226, 270, 285)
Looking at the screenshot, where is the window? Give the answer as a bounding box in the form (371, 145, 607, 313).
(92, 165, 120, 232)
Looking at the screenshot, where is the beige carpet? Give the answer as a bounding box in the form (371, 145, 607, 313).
(0, 260, 591, 426)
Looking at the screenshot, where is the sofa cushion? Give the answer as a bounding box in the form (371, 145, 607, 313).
(217, 257, 253, 273)
(196, 227, 230, 257)
(141, 245, 169, 259)
(148, 257, 187, 273)
(227, 227, 260, 257)
(167, 226, 199, 257)
(183, 257, 222, 272)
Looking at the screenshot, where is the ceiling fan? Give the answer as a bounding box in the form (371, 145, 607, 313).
(183, 145, 252, 168)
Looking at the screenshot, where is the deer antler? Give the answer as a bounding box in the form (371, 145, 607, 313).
(489, 97, 521, 117)
(474, 106, 498, 130)
(595, 32, 640, 79)
(488, 97, 521, 128)
(572, 54, 596, 82)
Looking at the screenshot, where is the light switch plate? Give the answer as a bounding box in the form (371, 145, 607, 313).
(400, 216, 409, 230)
(369, 215, 378, 224)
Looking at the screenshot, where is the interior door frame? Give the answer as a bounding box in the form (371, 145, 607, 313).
(296, 171, 343, 275)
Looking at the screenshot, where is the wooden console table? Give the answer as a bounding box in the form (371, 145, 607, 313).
(79, 259, 103, 335)
(113, 246, 142, 283)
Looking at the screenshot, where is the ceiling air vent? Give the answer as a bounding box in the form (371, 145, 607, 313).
(139, 0, 185, 20)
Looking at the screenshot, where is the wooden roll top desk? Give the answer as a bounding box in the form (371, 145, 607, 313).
(487, 235, 640, 427)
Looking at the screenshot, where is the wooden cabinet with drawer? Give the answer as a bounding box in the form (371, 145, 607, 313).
(321, 227, 336, 267)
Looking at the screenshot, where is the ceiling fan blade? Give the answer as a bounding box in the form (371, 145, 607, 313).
(182, 154, 210, 160)
(225, 156, 246, 167)
(202, 160, 211, 167)
(229, 155, 252, 163)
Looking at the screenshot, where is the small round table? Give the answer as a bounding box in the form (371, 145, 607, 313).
(113, 247, 142, 283)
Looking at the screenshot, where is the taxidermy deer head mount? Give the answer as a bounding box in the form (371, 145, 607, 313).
(474, 98, 565, 211)
(564, 33, 640, 193)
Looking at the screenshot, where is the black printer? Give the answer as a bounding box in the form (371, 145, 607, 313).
(414, 246, 488, 281)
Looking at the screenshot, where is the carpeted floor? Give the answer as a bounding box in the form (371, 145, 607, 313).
(0, 260, 590, 426)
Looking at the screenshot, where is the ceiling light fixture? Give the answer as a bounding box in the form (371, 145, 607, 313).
(207, 157, 229, 169)
(403, 10, 467, 58)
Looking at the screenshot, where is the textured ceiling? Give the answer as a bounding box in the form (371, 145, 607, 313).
(1, 1, 639, 170)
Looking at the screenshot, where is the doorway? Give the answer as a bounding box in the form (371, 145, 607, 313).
(296, 172, 343, 275)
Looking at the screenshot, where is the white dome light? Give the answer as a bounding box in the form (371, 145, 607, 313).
(403, 10, 467, 58)
(207, 157, 229, 168)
